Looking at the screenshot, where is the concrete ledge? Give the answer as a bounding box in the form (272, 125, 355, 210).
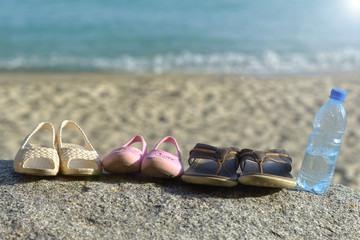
(0, 160, 359, 239)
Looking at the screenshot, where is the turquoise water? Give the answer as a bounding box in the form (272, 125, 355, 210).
(1, 0, 360, 74)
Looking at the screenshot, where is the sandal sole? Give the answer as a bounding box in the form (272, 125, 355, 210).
(14, 167, 58, 176)
(181, 174, 238, 187)
(238, 173, 296, 188)
(61, 168, 101, 176)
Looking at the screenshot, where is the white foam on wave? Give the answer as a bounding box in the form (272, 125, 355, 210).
(1, 48, 360, 74)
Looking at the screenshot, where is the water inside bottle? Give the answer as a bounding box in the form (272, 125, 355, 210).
(297, 148, 338, 194)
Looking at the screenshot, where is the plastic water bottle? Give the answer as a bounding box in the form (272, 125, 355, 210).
(297, 88, 347, 194)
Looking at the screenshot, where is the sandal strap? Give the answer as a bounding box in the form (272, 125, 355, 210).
(123, 135, 147, 155)
(20, 122, 56, 149)
(188, 143, 238, 165)
(56, 120, 95, 151)
(153, 136, 181, 161)
(238, 149, 293, 173)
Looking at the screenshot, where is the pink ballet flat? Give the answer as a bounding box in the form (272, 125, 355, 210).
(141, 136, 183, 178)
(102, 135, 147, 174)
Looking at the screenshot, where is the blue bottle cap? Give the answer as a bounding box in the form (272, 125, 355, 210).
(330, 88, 346, 102)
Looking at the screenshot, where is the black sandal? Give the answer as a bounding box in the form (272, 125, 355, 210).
(237, 149, 297, 188)
(181, 143, 240, 187)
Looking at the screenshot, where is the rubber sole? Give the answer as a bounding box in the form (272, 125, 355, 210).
(141, 156, 183, 179)
(181, 174, 238, 187)
(102, 160, 140, 174)
(61, 168, 101, 176)
(238, 173, 297, 188)
(14, 167, 58, 176)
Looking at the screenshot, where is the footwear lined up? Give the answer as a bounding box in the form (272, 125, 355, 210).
(56, 120, 102, 176)
(102, 135, 183, 178)
(140, 136, 183, 178)
(102, 135, 147, 174)
(181, 143, 240, 187)
(14, 120, 102, 176)
(237, 149, 296, 188)
(14, 122, 59, 176)
(14, 121, 297, 189)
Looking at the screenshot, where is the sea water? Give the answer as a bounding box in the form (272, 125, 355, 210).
(0, 0, 360, 73)
(297, 148, 338, 194)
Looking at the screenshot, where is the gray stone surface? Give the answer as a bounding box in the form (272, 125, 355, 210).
(0, 159, 359, 240)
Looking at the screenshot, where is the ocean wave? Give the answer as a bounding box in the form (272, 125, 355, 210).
(1, 49, 360, 74)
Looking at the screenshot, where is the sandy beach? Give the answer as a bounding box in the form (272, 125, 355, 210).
(1, 72, 359, 191)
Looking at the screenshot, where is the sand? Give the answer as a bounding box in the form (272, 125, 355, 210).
(0, 72, 359, 191)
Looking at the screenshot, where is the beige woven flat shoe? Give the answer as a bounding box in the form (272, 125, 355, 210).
(14, 122, 60, 176)
(56, 120, 101, 176)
